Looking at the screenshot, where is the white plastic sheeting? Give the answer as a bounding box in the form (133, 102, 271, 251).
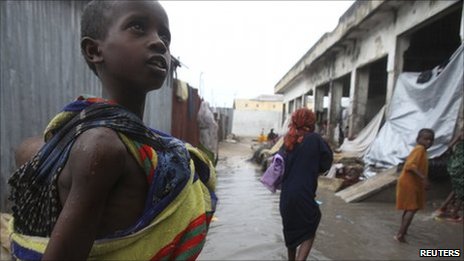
(339, 106, 385, 158)
(364, 44, 464, 168)
(198, 101, 219, 155)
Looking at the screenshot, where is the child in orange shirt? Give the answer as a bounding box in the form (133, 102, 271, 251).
(395, 128, 434, 243)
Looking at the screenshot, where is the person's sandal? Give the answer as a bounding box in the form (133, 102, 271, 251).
(434, 208, 447, 218)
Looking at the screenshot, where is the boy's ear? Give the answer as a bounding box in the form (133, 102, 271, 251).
(81, 37, 103, 64)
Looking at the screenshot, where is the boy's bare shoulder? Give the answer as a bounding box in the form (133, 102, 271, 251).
(72, 126, 127, 159)
(67, 127, 128, 180)
(74, 127, 125, 149)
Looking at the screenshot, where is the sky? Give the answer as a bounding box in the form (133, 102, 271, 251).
(160, 1, 355, 108)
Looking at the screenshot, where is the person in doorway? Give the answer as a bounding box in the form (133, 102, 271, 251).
(7, 1, 216, 260)
(395, 128, 434, 243)
(279, 108, 333, 260)
(435, 127, 464, 222)
(267, 128, 278, 142)
(317, 120, 329, 143)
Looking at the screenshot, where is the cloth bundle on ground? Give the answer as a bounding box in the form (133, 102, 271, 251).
(260, 153, 285, 193)
(6, 97, 217, 260)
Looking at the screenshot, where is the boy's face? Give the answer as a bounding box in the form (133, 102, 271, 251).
(99, 1, 171, 92)
(417, 132, 434, 149)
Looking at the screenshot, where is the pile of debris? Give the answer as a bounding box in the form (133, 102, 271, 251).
(324, 154, 365, 191)
(250, 137, 283, 171)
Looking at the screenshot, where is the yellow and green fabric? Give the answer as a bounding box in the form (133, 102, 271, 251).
(7, 96, 217, 260)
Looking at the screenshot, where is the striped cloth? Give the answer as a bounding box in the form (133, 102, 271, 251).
(8, 96, 217, 260)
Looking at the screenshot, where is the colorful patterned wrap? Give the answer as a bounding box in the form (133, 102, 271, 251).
(7, 97, 217, 260)
(447, 140, 464, 200)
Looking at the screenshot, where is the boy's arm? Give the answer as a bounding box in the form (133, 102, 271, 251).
(408, 167, 430, 189)
(42, 128, 126, 260)
(405, 147, 430, 188)
(408, 167, 426, 180)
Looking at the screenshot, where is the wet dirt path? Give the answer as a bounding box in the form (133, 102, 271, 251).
(198, 140, 463, 260)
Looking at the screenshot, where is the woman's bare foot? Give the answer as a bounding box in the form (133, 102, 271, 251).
(394, 235, 406, 243)
(434, 208, 447, 218)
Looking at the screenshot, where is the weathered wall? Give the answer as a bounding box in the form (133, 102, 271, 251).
(171, 85, 201, 146)
(281, 74, 312, 114)
(0, 1, 98, 211)
(274, 1, 386, 93)
(144, 73, 174, 134)
(232, 110, 282, 138)
(0, 1, 174, 211)
(214, 107, 234, 141)
(234, 99, 282, 111)
(277, 0, 461, 140)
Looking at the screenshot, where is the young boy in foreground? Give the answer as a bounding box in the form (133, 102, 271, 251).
(8, 1, 216, 260)
(395, 128, 434, 243)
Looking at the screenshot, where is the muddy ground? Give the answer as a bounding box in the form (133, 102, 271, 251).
(198, 139, 463, 260)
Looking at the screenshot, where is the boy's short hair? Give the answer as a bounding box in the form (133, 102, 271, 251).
(80, 0, 118, 75)
(418, 128, 435, 138)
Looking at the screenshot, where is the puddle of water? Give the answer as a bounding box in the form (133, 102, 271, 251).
(198, 143, 463, 260)
(199, 154, 331, 260)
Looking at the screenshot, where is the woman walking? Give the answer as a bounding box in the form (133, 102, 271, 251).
(280, 108, 333, 260)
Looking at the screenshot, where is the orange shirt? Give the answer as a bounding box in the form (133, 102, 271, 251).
(396, 144, 429, 210)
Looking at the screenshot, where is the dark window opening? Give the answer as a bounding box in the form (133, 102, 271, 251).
(403, 5, 462, 72)
(368, 57, 388, 99)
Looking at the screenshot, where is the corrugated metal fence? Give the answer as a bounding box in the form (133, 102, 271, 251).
(0, 1, 173, 211)
(215, 107, 234, 141)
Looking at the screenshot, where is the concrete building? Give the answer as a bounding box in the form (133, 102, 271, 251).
(275, 0, 463, 145)
(232, 94, 283, 137)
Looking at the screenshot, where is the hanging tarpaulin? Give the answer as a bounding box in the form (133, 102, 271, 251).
(460, 0, 464, 41)
(198, 101, 219, 157)
(339, 105, 385, 158)
(364, 44, 464, 169)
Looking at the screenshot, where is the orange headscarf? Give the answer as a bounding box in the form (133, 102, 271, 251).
(284, 108, 316, 151)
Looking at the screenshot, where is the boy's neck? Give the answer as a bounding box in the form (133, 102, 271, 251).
(102, 88, 146, 119)
(120, 99, 146, 119)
